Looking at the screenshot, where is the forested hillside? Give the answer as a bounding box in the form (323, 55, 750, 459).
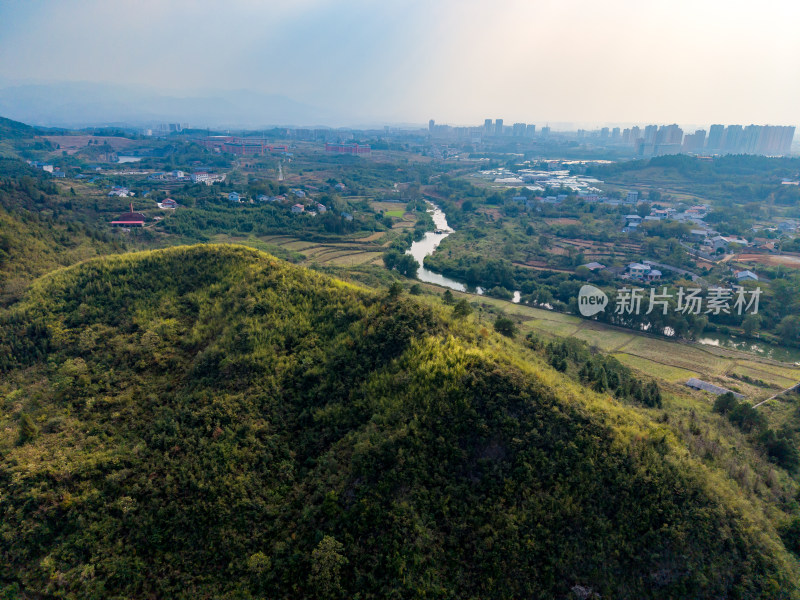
(0, 159, 123, 303)
(1, 245, 797, 599)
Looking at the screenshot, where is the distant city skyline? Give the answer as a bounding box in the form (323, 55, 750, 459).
(1, 1, 799, 128)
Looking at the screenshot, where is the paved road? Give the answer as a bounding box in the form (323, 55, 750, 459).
(753, 381, 800, 408)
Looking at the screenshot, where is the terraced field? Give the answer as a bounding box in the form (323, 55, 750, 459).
(224, 231, 399, 267)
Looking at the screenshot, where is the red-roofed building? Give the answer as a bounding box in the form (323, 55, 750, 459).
(111, 202, 146, 227)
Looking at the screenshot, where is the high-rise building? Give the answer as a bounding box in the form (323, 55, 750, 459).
(656, 124, 683, 145)
(484, 119, 493, 136)
(682, 130, 706, 153)
(644, 125, 658, 144)
(526, 124, 536, 137)
(707, 124, 724, 151)
(428, 119, 435, 133)
(737, 124, 796, 155)
(495, 119, 504, 136)
(512, 122, 526, 137)
(630, 126, 641, 143)
(600, 127, 609, 140)
(722, 125, 743, 153)
(612, 127, 621, 140)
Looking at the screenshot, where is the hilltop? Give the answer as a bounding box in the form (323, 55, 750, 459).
(0, 115, 36, 140)
(1, 244, 798, 599)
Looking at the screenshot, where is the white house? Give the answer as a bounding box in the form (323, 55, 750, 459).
(736, 270, 759, 282)
(158, 198, 178, 209)
(228, 192, 242, 203)
(581, 262, 606, 271)
(627, 263, 650, 279)
(291, 203, 305, 214)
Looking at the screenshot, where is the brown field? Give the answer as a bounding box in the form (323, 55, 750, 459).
(353, 231, 386, 242)
(42, 135, 138, 154)
(544, 217, 580, 225)
(478, 207, 503, 219)
(736, 253, 800, 269)
(370, 201, 407, 213)
(514, 261, 574, 273)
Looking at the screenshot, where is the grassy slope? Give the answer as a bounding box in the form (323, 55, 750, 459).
(1, 244, 798, 599)
(0, 172, 123, 303)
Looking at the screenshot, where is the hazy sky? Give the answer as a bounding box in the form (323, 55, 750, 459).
(1, 0, 799, 127)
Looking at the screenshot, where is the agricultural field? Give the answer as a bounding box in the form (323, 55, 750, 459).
(735, 253, 800, 269)
(419, 281, 800, 406)
(42, 135, 139, 154)
(219, 233, 390, 267)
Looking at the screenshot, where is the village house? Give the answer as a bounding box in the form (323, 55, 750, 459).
(646, 269, 662, 282)
(108, 186, 132, 197)
(111, 202, 146, 227)
(158, 198, 178, 209)
(627, 263, 650, 279)
(689, 229, 709, 242)
(735, 270, 759, 282)
(291, 203, 305, 214)
(625, 214, 642, 225)
(581, 262, 606, 271)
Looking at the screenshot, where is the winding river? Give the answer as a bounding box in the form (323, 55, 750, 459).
(405, 203, 799, 363)
(406, 202, 520, 303)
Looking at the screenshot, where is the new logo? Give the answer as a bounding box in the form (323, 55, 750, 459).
(578, 285, 608, 317)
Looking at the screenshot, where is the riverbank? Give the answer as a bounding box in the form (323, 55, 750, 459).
(412, 276, 800, 403)
(407, 201, 520, 301)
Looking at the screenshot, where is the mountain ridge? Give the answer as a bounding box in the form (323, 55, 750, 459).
(0, 244, 797, 599)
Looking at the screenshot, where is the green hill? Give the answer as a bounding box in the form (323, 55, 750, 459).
(0, 116, 36, 140)
(1, 244, 798, 599)
(0, 160, 123, 303)
(0, 116, 38, 158)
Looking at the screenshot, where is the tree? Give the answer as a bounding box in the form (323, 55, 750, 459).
(383, 250, 418, 278)
(452, 299, 472, 319)
(781, 517, 800, 555)
(759, 428, 799, 471)
(387, 282, 403, 298)
(17, 413, 38, 444)
(494, 316, 516, 338)
(777, 315, 800, 344)
(309, 535, 347, 597)
(442, 290, 455, 305)
(742, 314, 761, 336)
(713, 392, 738, 415)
